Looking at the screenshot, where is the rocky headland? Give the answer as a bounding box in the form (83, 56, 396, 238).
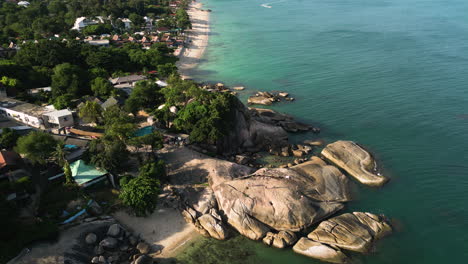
(165, 96, 393, 263)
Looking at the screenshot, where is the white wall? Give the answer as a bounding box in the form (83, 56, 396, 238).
(0, 107, 42, 128)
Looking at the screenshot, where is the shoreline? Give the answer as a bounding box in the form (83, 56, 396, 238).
(176, 1, 211, 79)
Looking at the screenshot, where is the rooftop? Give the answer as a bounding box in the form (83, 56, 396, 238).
(0, 97, 51, 117)
(109, 75, 147, 85)
(43, 109, 73, 118)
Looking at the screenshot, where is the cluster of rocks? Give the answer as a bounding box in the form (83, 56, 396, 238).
(176, 139, 392, 263)
(85, 224, 154, 264)
(270, 143, 314, 158)
(201, 82, 245, 95)
(249, 107, 320, 133)
(293, 212, 392, 263)
(247, 91, 295, 105)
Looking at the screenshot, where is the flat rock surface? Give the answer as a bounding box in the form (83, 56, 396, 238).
(321, 140, 388, 187)
(293, 237, 348, 264)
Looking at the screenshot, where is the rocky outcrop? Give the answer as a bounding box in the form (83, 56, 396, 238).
(248, 95, 274, 105)
(212, 157, 351, 240)
(307, 212, 392, 253)
(197, 212, 229, 240)
(179, 187, 230, 240)
(292, 212, 391, 263)
(217, 98, 289, 155)
(249, 107, 319, 133)
(263, 230, 298, 249)
(293, 237, 348, 264)
(321, 141, 388, 187)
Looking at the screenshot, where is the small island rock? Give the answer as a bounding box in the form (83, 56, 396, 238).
(307, 212, 392, 253)
(321, 140, 388, 187)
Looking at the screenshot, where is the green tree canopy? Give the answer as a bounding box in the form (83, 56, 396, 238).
(53, 94, 73, 110)
(79, 101, 102, 124)
(0, 128, 20, 150)
(119, 176, 160, 217)
(124, 80, 163, 114)
(138, 160, 166, 180)
(51, 63, 89, 97)
(85, 136, 129, 173)
(90, 77, 114, 97)
(15, 131, 57, 164)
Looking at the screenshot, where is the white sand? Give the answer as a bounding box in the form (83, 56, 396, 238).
(113, 206, 199, 259)
(177, 1, 211, 79)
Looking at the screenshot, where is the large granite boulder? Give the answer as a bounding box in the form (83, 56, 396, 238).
(212, 157, 351, 240)
(216, 98, 288, 155)
(307, 212, 392, 253)
(293, 237, 348, 264)
(321, 141, 388, 187)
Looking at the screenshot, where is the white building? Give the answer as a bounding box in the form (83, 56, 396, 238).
(84, 39, 110, 47)
(0, 98, 48, 128)
(72, 16, 105, 31)
(0, 98, 74, 129)
(120, 18, 132, 29)
(43, 109, 74, 128)
(17, 1, 30, 8)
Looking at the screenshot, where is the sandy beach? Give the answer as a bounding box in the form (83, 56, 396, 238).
(113, 206, 200, 260)
(177, 1, 211, 79)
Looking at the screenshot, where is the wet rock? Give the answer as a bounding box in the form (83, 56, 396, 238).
(107, 224, 121, 237)
(321, 141, 388, 187)
(91, 256, 99, 263)
(292, 149, 305, 157)
(128, 236, 138, 246)
(136, 242, 151, 254)
(86, 233, 97, 244)
(134, 254, 153, 264)
(100, 237, 118, 249)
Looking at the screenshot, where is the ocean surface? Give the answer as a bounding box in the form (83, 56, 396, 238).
(179, 0, 468, 263)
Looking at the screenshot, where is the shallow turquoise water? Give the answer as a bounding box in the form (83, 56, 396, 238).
(184, 0, 468, 263)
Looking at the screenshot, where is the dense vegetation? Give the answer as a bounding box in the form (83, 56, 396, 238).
(0, 0, 190, 43)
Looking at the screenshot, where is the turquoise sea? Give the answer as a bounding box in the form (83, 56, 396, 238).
(180, 0, 468, 263)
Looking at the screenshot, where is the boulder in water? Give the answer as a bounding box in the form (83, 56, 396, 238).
(307, 212, 392, 253)
(321, 140, 388, 187)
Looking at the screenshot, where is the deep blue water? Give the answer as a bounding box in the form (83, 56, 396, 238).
(181, 0, 468, 263)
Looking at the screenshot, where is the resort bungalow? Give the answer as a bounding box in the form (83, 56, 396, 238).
(110, 75, 147, 86)
(84, 39, 110, 47)
(43, 109, 74, 129)
(72, 16, 105, 31)
(70, 160, 115, 188)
